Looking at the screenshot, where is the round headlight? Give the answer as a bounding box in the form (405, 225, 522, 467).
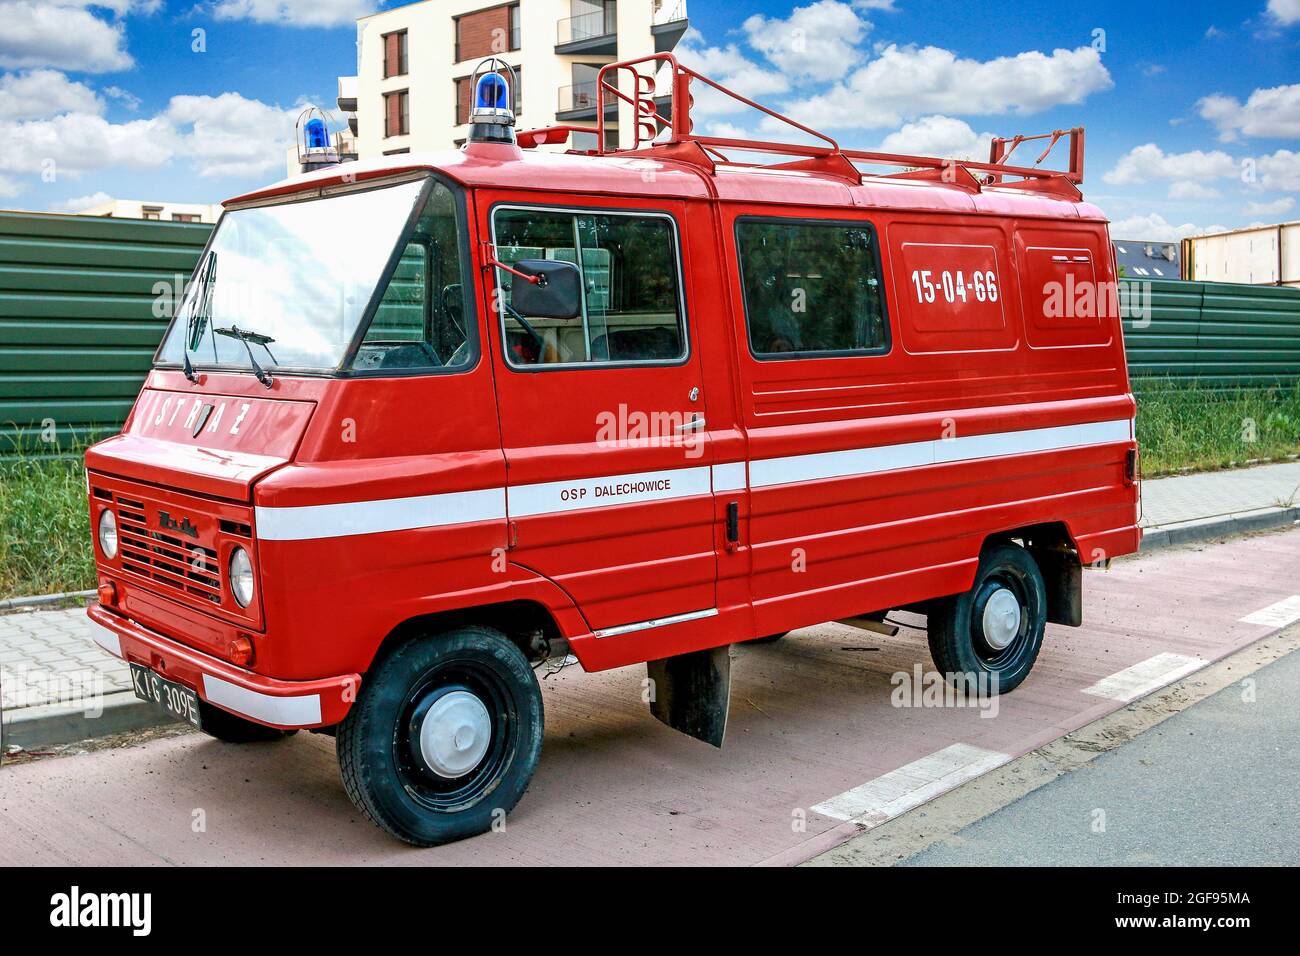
(229, 547, 255, 607)
(97, 509, 118, 559)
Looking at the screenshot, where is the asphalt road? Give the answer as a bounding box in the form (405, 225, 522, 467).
(2, 528, 1298, 865)
(900, 647, 1300, 866)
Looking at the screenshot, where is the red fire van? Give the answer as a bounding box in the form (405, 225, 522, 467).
(84, 55, 1139, 845)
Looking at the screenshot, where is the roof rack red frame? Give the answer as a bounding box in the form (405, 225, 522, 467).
(519, 53, 1085, 194)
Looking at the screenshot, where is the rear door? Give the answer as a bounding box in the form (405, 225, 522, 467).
(481, 197, 716, 633)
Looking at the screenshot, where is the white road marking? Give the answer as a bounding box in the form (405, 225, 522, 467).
(811, 743, 1011, 825)
(1240, 595, 1300, 628)
(1081, 652, 1208, 703)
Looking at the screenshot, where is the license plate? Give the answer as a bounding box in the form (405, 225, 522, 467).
(129, 663, 202, 729)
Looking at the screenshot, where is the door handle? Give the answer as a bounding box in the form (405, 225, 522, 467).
(676, 414, 706, 432)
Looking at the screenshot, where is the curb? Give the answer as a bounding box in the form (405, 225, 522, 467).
(0, 590, 94, 612)
(1140, 505, 1300, 552)
(1, 691, 179, 752)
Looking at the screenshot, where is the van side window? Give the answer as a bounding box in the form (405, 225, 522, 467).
(353, 181, 474, 372)
(736, 218, 888, 358)
(492, 207, 686, 367)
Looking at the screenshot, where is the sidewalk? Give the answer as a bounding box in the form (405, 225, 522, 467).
(3, 460, 1300, 751)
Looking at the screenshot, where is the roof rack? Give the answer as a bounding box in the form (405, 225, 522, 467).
(518, 53, 1085, 200)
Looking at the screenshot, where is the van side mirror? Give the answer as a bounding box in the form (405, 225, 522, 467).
(510, 259, 582, 320)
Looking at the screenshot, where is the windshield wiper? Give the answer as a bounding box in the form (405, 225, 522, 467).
(181, 252, 218, 384)
(215, 325, 277, 388)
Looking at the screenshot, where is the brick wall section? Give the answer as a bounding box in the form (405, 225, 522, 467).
(456, 6, 511, 62)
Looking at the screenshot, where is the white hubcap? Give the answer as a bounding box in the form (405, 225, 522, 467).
(418, 690, 492, 779)
(982, 587, 1022, 651)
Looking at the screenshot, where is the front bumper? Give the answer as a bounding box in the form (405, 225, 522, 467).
(87, 603, 360, 729)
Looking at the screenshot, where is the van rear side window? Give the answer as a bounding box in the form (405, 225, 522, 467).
(736, 218, 889, 359)
(492, 207, 687, 367)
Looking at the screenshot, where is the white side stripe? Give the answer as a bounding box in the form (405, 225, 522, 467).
(507, 465, 711, 518)
(711, 461, 747, 492)
(812, 743, 1011, 825)
(202, 674, 322, 727)
(1081, 652, 1207, 703)
(256, 487, 506, 541)
(253, 418, 1133, 540)
(751, 418, 1131, 489)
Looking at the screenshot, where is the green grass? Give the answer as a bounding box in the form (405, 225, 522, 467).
(1136, 379, 1300, 478)
(0, 451, 96, 600)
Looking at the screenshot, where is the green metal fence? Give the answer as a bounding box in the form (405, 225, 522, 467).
(0, 211, 211, 454)
(1121, 277, 1300, 386)
(4, 215, 1300, 456)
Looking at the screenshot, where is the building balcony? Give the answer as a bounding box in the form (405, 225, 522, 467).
(652, 1, 688, 53)
(557, 82, 617, 121)
(556, 9, 618, 56)
(337, 75, 358, 113)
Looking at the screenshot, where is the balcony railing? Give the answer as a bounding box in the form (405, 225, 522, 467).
(557, 9, 617, 46)
(558, 81, 615, 114)
(653, 0, 686, 26)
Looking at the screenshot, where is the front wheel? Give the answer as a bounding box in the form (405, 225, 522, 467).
(198, 700, 295, 743)
(927, 543, 1047, 694)
(337, 626, 543, 846)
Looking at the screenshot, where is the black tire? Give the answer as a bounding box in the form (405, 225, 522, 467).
(743, 631, 789, 645)
(198, 700, 295, 743)
(337, 626, 543, 847)
(927, 543, 1047, 694)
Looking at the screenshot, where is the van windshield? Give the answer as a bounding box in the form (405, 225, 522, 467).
(156, 178, 428, 373)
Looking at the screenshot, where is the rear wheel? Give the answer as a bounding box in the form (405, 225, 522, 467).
(198, 701, 295, 743)
(337, 626, 543, 846)
(927, 543, 1046, 694)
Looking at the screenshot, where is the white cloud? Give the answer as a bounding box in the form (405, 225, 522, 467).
(742, 1, 870, 81)
(675, 28, 791, 118)
(0, 112, 176, 177)
(166, 92, 299, 178)
(1198, 83, 1300, 140)
(0, 70, 103, 121)
(0, 1, 134, 73)
(876, 115, 994, 160)
(777, 44, 1112, 130)
(1243, 196, 1295, 217)
(0, 172, 22, 198)
(0, 91, 298, 187)
(209, 0, 376, 29)
(1109, 212, 1226, 242)
(50, 190, 113, 212)
(1268, 0, 1300, 25)
(1103, 143, 1239, 185)
(852, 0, 896, 8)
(103, 85, 141, 111)
(1256, 149, 1300, 191)
(1168, 180, 1221, 200)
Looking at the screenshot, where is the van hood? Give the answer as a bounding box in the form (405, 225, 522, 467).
(86, 388, 315, 501)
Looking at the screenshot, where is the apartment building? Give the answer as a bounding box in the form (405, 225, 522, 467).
(77, 199, 222, 223)
(337, 0, 689, 159)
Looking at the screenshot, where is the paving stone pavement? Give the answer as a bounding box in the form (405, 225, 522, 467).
(2, 461, 1299, 719)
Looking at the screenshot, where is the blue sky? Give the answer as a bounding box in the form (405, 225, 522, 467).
(0, 0, 1297, 239)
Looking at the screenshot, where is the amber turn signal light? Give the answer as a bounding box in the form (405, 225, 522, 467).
(228, 635, 254, 667)
(97, 581, 117, 606)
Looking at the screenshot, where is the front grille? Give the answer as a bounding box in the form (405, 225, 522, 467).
(114, 493, 223, 605)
